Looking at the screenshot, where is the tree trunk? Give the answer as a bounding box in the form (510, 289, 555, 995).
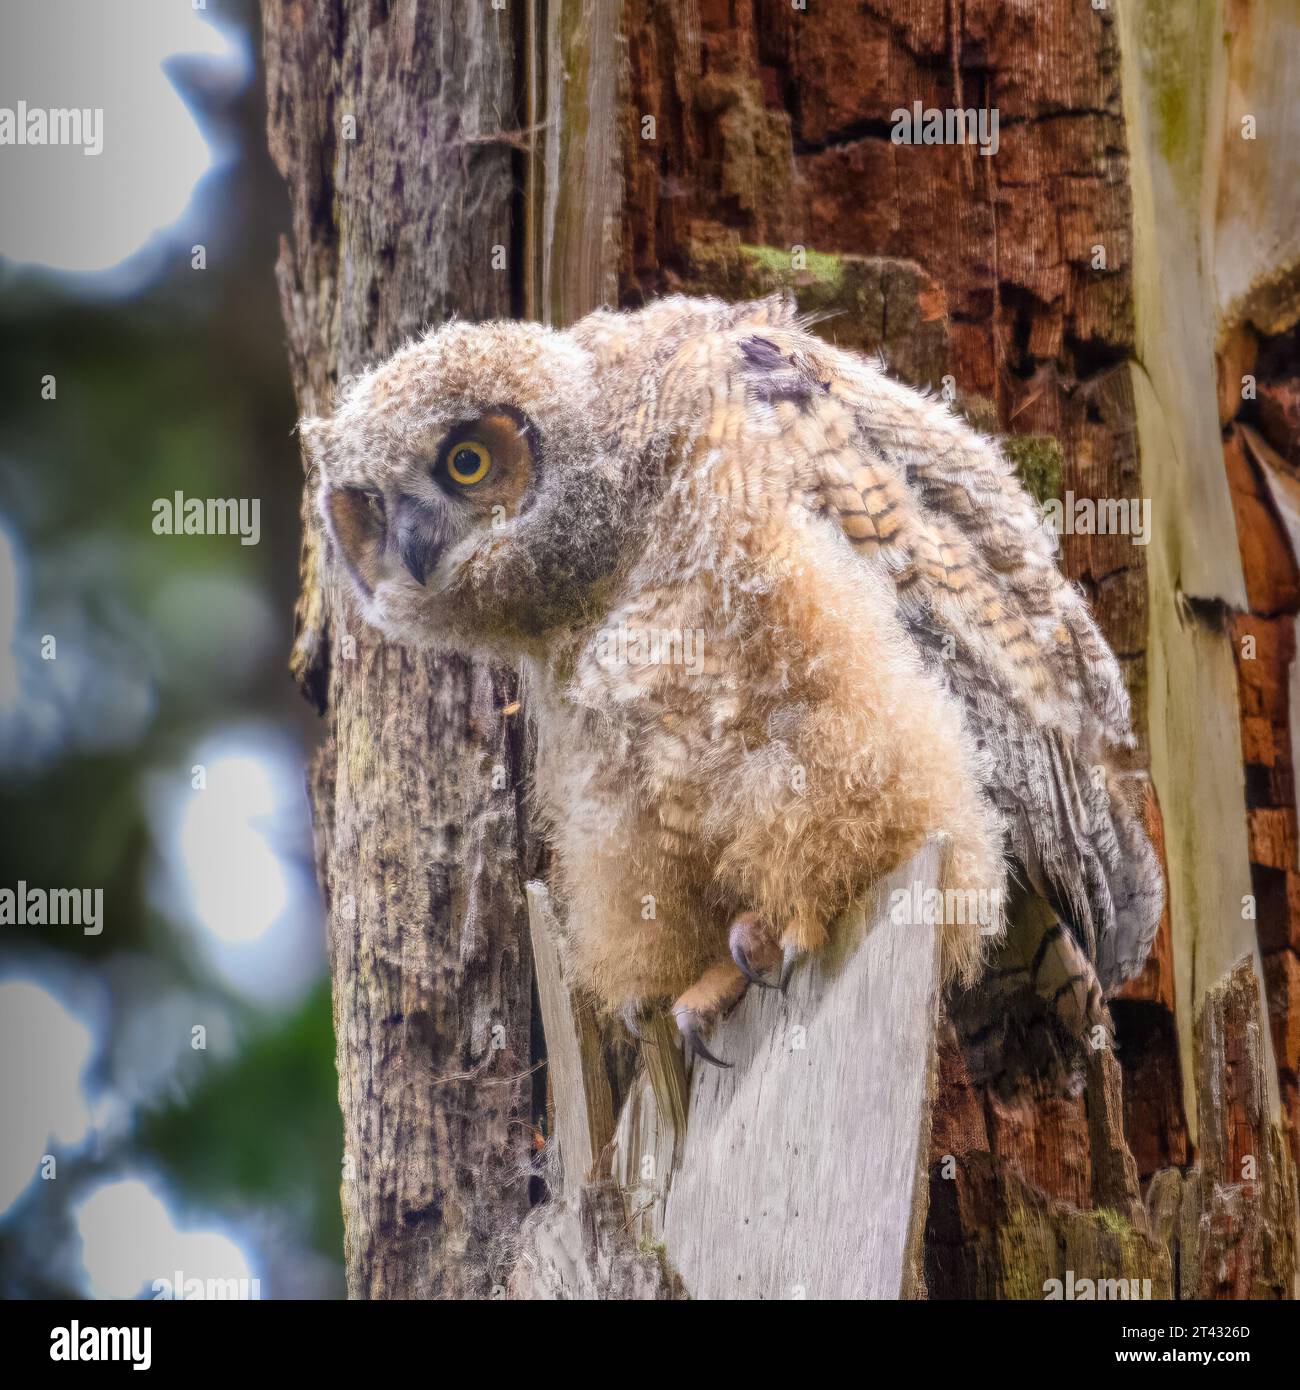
(264, 0, 1299, 1299)
(262, 0, 536, 1299)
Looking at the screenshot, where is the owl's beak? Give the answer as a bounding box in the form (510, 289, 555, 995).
(394, 494, 448, 587)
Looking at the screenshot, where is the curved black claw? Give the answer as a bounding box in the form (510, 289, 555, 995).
(779, 944, 803, 994)
(731, 939, 779, 990)
(675, 1010, 733, 1069)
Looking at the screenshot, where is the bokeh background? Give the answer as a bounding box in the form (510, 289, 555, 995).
(0, 1, 343, 1298)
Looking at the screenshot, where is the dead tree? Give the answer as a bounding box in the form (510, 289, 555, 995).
(262, 0, 1299, 1299)
(263, 2, 534, 1299)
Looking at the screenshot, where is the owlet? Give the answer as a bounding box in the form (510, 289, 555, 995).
(302, 294, 1163, 1094)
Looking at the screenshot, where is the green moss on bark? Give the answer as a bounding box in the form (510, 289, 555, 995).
(1003, 433, 1065, 505)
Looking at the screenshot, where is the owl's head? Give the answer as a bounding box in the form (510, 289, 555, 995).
(302, 319, 626, 656)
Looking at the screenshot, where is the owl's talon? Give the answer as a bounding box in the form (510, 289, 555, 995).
(730, 940, 778, 989)
(619, 1001, 645, 1040)
(669, 960, 748, 1070)
(675, 1009, 733, 1069)
(727, 911, 781, 989)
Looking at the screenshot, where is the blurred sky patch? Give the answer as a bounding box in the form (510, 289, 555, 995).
(0, 0, 251, 290)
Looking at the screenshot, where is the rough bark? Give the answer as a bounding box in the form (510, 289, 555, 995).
(1149, 959, 1298, 1299)
(262, 1, 536, 1299)
(1116, 0, 1300, 1291)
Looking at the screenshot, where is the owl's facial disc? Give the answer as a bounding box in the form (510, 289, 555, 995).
(319, 407, 538, 631)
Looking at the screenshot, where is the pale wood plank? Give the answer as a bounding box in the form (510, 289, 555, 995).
(526, 882, 615, 1190)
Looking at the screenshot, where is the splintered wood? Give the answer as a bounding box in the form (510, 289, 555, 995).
(516, 847, 943, 1299)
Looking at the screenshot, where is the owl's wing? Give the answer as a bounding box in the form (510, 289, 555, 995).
(727, 319, 1161, 1019)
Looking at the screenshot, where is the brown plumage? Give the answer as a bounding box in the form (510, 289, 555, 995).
(301, 293, 1163, 1089)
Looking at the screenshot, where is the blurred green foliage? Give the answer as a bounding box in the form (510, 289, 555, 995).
(138, 980, 343, 1256)
(0, 1, 344, 1295)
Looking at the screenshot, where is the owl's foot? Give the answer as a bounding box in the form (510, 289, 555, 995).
(728, 911, 782, 989)
(672, 960, 749, 1069)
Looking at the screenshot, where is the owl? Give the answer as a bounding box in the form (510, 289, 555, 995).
(302, 294, 1163, 1094)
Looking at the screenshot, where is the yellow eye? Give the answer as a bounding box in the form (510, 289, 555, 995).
(447, 440, 492, 486)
